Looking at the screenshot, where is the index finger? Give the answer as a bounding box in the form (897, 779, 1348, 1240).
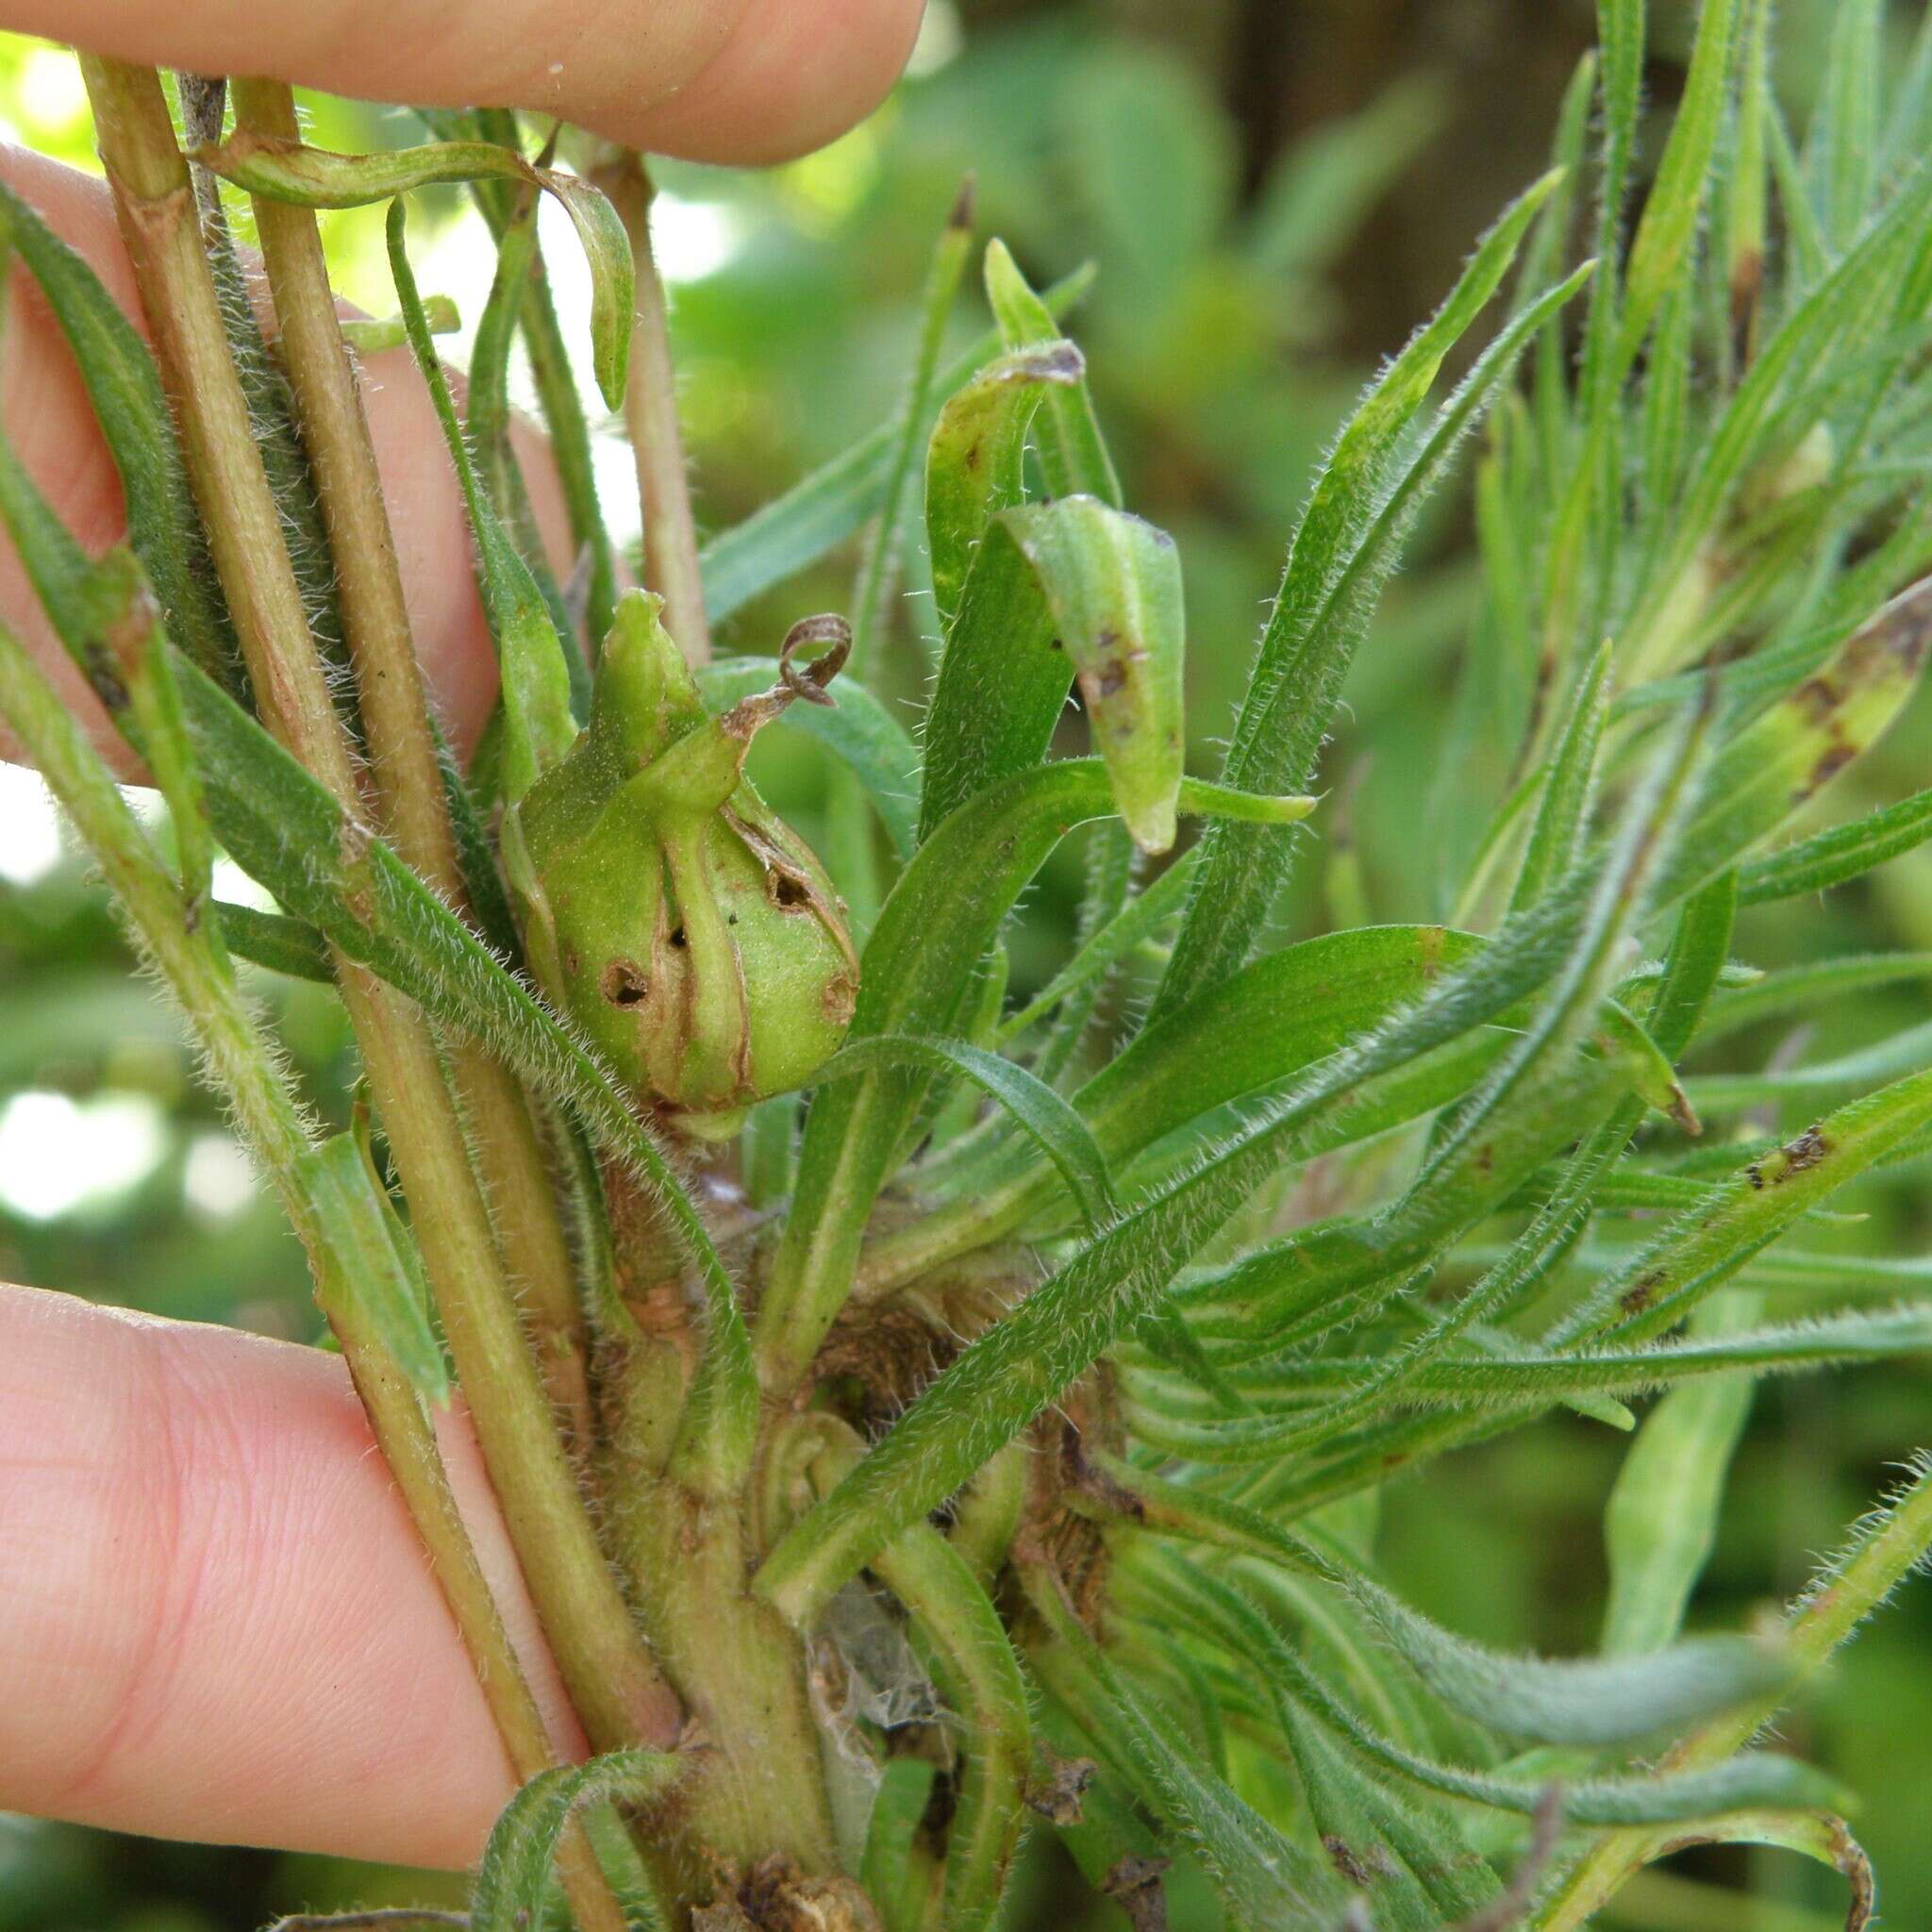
(0, 0, 926, 163)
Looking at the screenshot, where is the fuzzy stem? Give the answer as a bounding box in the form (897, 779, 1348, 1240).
(227, 76, 593, 1451)
(80, 55, 678, 1754)
(0, 618, 631, 1932)
(598, 154, 710, 664)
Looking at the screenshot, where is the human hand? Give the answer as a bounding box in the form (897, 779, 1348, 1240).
(0, 0, 924, 1871)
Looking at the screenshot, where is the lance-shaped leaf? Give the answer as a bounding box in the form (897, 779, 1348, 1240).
(924, 341, 1083, 634)
(1132, 1552, 1847, 1831)
(866, 924, 1489, 1293)
(1738, 780, 1932, 903)
(755, 869, 1596, 1622)
(1121, 1308, 1932, 1454)
(1027, 1586, 1351, 1930)
(1656, 576, 1932, 905)
(387, 200, 578, 803)
(469, 1748, 681, 1932)
(295, 1132, 448, 1404)
(1511, 639, 1612, 910)
(1113, 1469, 1791, 1748)
(1281, 1695, 1503, 1927)
(1699, 950, 1932, 1043)
(1557, 1062, 1932, 1347)
(193, 130, 635, 407)
(216, 903, 335, 983)
(983, 238, 1123, 506)
(1157, 190, 1580, 1015)
(1616, 0, 1736, 366)
(921, 496, 1186, 851)
(753, 762, 1314, 1394)
(1601, 1290, 1766, 1660)
(0, 184, 238, 689)
(698, 265, 1095, 624)
(338, 292, 458, 356)
(804, 1033, 1119, 1234)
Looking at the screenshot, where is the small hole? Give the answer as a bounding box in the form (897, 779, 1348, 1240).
(600, 960, 649, 1007)
(771, 873, 809, 910)
(668, 925, 688, 949)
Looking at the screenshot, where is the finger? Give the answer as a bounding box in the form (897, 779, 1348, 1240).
(7, 0, 925, 165)
(0, 1281, 587, 1868)
(0, 144, 564, 767)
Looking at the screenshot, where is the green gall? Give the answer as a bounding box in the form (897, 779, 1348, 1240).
(505, 593, 859, 1138)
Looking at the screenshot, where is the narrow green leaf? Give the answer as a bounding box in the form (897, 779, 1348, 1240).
(1158, 206, 1583, 1013)
(1656, 577, 1932, 905)
(1602, 1291, 1766, 1658)
(860, 1758, 939, 1932)
(1700, 951, 1932, 1041)
(1806, 0, 1881, 250)
(1029, 1590, 1350, 1930)
(924, 341, 1082, 634)
(806, 1033, 1118, 1233)
(753, 761, 1312, 1393)
(338, 293, 459, 355)
(0, 181, 238, 689)
(196, 130, 634, 407)
(216, 902, 335, 982)
(994, 849, 1197, 1046)
(1283, 1696, 1501, 1928)
(874, 924, 1487, 1290)
(387, 200, 578, 802)
(695, 267, 1094, 623)
(1249, 75, 1447, 281)
(920, 496, 1186, 851)
(1512, 640, 1613, 909)
(469, 1748, 680, 1932)
(1618, 0, 1736, 366)
(983, 238, 1122, 506)
(1116, 1470, 1791, 1748)
(296, 1133, 448, 1403)
(1559, 1062, 1932, 1346)
(1135, 1553, 1845, 1831)
(757, 870, 1596, 1621)
(1737, 782, 1932, 903)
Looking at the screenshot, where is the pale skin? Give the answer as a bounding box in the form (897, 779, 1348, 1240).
(0, 0, 924, 1872)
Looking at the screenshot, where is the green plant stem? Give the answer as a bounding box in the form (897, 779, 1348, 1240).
(79, 54, 677, 1755)
(0, 617, 634, 1932)
(1536, 1459, 1932, 1927)
(228, 76, 591, 1451)
(597, 154, 709, 663)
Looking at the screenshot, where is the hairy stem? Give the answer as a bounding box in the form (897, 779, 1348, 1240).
(597, 154, 710, 664)
(79, 54, 677, 1754)
(227, 75, 592, 1450)
(0, 618, 631, 1932)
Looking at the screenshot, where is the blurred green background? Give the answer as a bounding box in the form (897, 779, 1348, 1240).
(2, 2, 1929, 1927)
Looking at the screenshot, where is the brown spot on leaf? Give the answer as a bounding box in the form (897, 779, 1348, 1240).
(80, 642, 130, 713)
(1324, 1836, 1374, 1890)
(1025, 1751, 1095, 1825)
(1620, 1271, 1663, 1316)
(1102, 1855, 1171, 1932)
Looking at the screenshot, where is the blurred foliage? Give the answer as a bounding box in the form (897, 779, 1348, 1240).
(2, 3, 1930, 1928)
